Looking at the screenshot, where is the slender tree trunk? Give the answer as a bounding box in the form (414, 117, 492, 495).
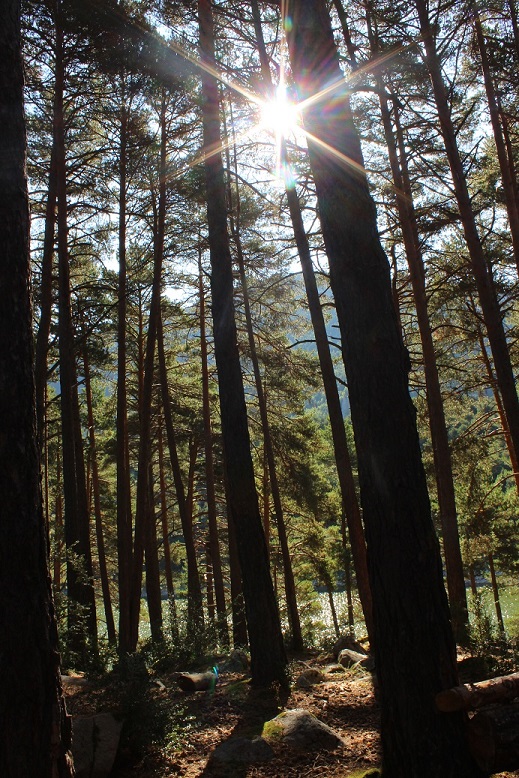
(54, 445, 64, 596)
(82, 338, 117, 645)
(285, 3, 483, 774)
(471, 2, 519, 274)
(415, 0, 519, 474)
(116, 82, 133, 656)
(198, 0, 287, 687)
(129, 171, 167, 648)
(157, 420, 175, 598)
(251, 0, 373, 644)
(224, 465, 248, 647)
(488, 552, 506, 636)
(199, 260, 229, 647)
(145, 463, 163, 643)
(35, 142, 57, 450)
(224, 132, 303, 652)
(0, 2, 73, 770)
(157, 311, 205, 638)
(54, 5, 96, 659)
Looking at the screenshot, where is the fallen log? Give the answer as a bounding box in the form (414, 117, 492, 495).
(174, 671, 218, 692)
(435, 672, 519, 712)
(467, 702, 519, 773)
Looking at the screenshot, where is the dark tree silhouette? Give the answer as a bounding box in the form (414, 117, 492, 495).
(0, 1, 73, 773)
(285, 2, 486, 775)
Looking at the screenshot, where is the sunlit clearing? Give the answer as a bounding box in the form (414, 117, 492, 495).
(260, 83, 300, 138)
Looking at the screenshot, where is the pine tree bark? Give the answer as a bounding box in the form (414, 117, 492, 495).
(34, 142, 57, 451)
(82, 334, 117, 645)
(251, 0, 373, 644)
(116, 80, 133, 656)
(157, 311, 205, 638)
(285, 2, 484, 774)
(54, 1, 97, 658)
(471, 1, 519, 275)
(198, 0, 287, 687)
(224, 126, 303, 650)
(364, 6, 468, 642)
(199, 261, 228, 647)
(0, 2, 73, 771)
(415, 0, 519, 475)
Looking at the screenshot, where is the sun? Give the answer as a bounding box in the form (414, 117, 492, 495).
(259, 83, 300, 138)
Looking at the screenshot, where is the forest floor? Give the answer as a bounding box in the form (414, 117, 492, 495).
(63, 649, 519, 778)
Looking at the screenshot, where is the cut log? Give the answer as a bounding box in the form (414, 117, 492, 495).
(435, 672, 519, 712)
(174, 671, 218, 692)
(467, 702, 519, 773)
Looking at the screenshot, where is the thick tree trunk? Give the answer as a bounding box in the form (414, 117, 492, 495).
(364, 7, 468, 641)
(436, 672, 519, 712)
(251, 0, 373, 644)
(285, 2, 484, 775)
(0, 2, 73, 771)
(198, 0, 287, 687)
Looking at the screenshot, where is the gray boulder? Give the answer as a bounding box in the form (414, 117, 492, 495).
(72, 713, 123, 778)
(338, 648, 375, 671)
(263, 708, 345, 750)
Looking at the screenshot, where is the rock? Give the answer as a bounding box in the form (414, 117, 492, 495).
(212, 736, 274, 764)
(338, 648, 375, 671)
(219, 649, 250, 673)
(295, 668, 325, 688)
(263, 709, 345, 750)
(72, 713, 123, 778)
(332, 635, 368, 659)
(324, 663, 346, 675)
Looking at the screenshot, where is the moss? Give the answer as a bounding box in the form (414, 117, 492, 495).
(261, 719, 284, 740)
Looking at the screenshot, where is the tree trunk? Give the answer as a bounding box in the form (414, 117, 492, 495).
(436, 672, 519, 712)
(157, 311, 205, 639)
(34, 141, 57, 451)
(471, 2, 519, 275)
(364, 8, 468, 641)
(54, 3, 96, 659)
(251, 0, 373, 645)
(488, 552, 505, 636)
(199, 259, 228, 647)
(285, 3, 484, 774)
(224, 140, 303, 652)
(0, 2, 73, 771)
(116, 81, 133, 657)
(82, 336, 117, 645)
(415, 0, 519, 475)
(198, 0, 287, 687)
(145, 463, 163, 643)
